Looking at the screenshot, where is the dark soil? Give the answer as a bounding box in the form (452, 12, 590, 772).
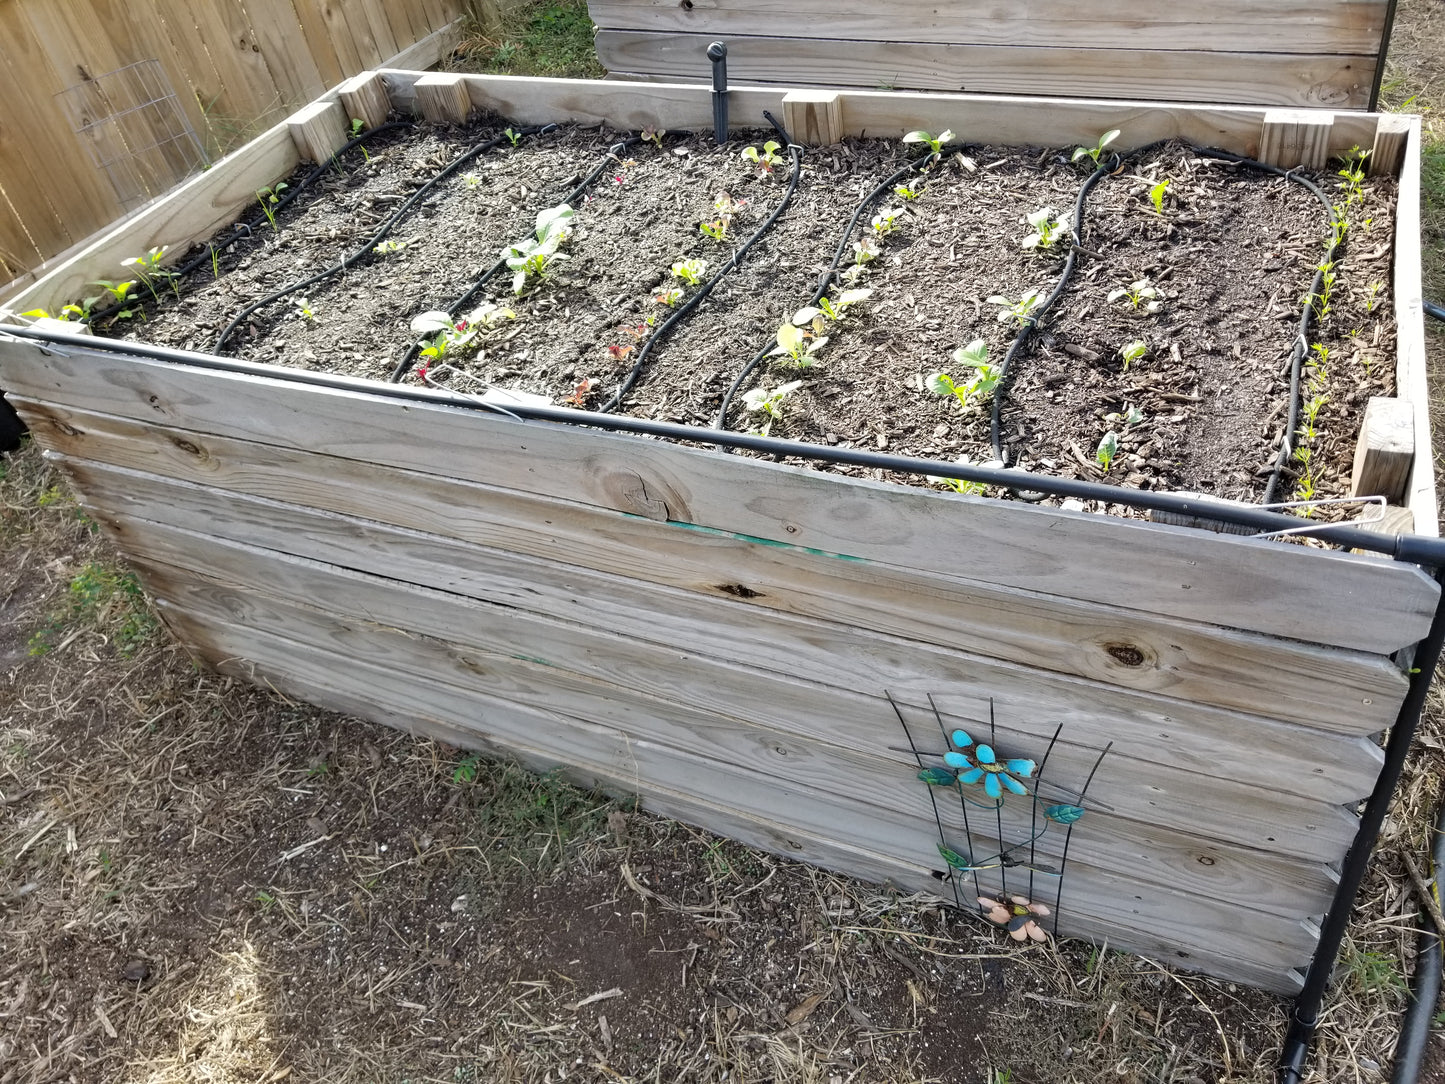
(105, 118, 1399, 515)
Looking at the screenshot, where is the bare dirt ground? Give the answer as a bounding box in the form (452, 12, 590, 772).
(5, 2, 1445, 1081)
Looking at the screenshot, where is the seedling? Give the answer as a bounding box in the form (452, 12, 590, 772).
(670, 258, 708, 287)
(1149, 178, 1171, 214)
(373, 240, 408, 255)
(1104, 404, 1146, 429)
(642, 125, 666, 149)
(871, 207, 903, 235)
(1119, 340, 1147, 371)
(121, 246, 177, 301)
(741, 141, 783, 174)
(410, 303, 515, 361)
(1095, 431, 1119, 473)
(926, 339, 1000, 412)
(1072, 129, 1120, 168)
(1365, 280, 1385, 312)
(350, 118, 364, 138)
(1021, 206, 1072, 252)
(771, 322, 828, 367)
(90, 279, 141, 319)
(894, 182, 921, 201)
(793, 287, 873, 328)
(462, 172, 481, 189)
(1107, 278, 1162, 313)
(504, 127, 521, 146)
(502, 203, 573, 294)
(742, 379, 804, 435)
(256, 183, 287, 230)
(699, 218, 729, 242)
(293, 297, 315, 320)
(565, 377, 594, 406)
(607, 344, 635, 362)
(902, 129, 954, 157)
(654, 286, 684, 307)
(1337, 148, 1368, 205)
(987, 289, 1044, 327)
(927, 458, 987, 496)
(852, 236, 882, 266)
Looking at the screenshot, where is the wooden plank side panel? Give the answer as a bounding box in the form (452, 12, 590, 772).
(160, 602, 1312, 993)
(594, 31, 1374, 110)
(132, 547, 1342, 921)
(378, 72, 1383, 159)
(1393, 118, 1438, 535)
(0, 347, 1433, 652)
(85, 500, 1377, 857)
(585, 0, 1387, 54)
(34, 411, 1408, 732)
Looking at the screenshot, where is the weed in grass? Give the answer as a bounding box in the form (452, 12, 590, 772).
(455, 0, 605, 80)
(1340, 944, 1408, 998)
(26, 561, 159, 658)
(471, 763, 612, 878)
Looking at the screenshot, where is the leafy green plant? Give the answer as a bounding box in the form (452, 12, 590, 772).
(793, 287, 873, 329)
(670, 258, 708, 287)
(927, 456, 987, 496)
(894, 182, 921, 201)
(350, 117, 364, 138)
(741, 140, 783, 174)
(926, 339, 1000, 412)
(1119, 340, 1147, 371)
(410, 302, 515, 362)
(256, 183, 287, 230)
(1072, 129, 1120, 168)
(988, 288, 1044, 327)
(699, 218, 729, 242)
(1021, 206, 1072, 251)
(503, 203, 574, 293)
(1365, 280, 1385, 312)
(654, 286, 684, 307)
(462, 172, 481, 189)
(1095, 430, 1120, 473)
(1149, 178, 1171, 214)
(504, 127, 521, 146)
(741, 379, 803, 435)
(121, 246, 177, 301)
(902, 129, 954, 156)
(1337, 147, 1369, 205)
(373, 239, 408, 255)
(871, 207, 903, 235)
(1108, 278, 1162, 313)
(26, 561, 158, 657)
(293, 297, 315, 321)
(771, 322, 828, 367)
(454, 753, 482, 783)
(642, 125, 665, 149)
(852, 236, 881, 266)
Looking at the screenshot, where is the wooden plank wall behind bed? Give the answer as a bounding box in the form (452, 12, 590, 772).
(586, 0, 1386, 109)
(0, 341, 1435, 995)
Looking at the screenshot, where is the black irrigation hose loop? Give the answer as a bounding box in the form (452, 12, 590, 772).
(213, 123, 558, 356)
(82, 121, 416, 327)
(714, 150, 940, 430)
(390, 134, 647, 383)
(596, 132, 805, 413)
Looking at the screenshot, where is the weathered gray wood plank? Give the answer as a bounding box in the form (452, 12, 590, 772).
(1, 347, 1435, 652)
(40, 419, 1409, 732)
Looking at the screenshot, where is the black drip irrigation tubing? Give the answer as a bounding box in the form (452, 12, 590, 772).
(81, 121, 416, 328)
(715, 148, 937, 430)
(215, 122, 559, 357)
(595, 110, 802, 413)
(1392, 799, 1445, 1084)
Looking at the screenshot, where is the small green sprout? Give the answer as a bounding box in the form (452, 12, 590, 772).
(1149, 178, 1171, 214)
(894, 182, 921, 201)
(670, 258, 708, 287)
(373, 240, 407, 255)
(462, 172, 481, 189)
(654, 286, 684, 307)
(293, 297, 315, 320)
(793, 288, 873, 328)
(741, 379, 804, 435)
(852, 236, 882, 266)
(91, 279, 141, 319)
(926, 339, 1001, 412)
(1095, 431, 1119, 473)
(1022, 206, 1072, 251)
(453, 753, 482, 783)
(121, 246, 177, 301)
(256, 183, 287, 230)
(504, 127, 521, 146)
(503, 203, 574, 294)
(350, 118, 364, 138)
(642, 125, 666, 149)
(1108, 279, 1162, 313)
(1365, 280, 1385, 312)
(771, 322, 828, 367)
(871, 207, 903, 235)
(741, 141, 783, 174)
(987, 289, 1044, 327)
(699, 218, 729, 241)
(902, 129, 954, 156)
(410, 303, 515, 363)
(1119, 340, 1147, 371)
(1072, 129, 1121, 168)
(927, 457, 987, 496)
(1104, 404, 1146, 428)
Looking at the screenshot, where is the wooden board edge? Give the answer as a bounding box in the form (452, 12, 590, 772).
(382, 20, 463, 72)
(1393, 116, 1438, 536)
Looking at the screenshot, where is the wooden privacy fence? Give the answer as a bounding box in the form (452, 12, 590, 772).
(0, 0, 464, 288)
(589, 0, 1389, 111)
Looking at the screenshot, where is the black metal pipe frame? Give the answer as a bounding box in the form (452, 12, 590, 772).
(9, 322, 1445, 1079)
(1370, 0, 1403, 113)
(1391, 798, 1445, 1083)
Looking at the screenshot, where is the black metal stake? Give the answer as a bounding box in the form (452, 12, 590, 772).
(706, 41, 728, 144)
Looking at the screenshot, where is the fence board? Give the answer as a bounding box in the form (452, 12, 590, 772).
(1, 347, 1433, 653)
(157, 599, 1314, 993)
(586, 0, 1386, 54)
(240, 0, 327, 105)
(38, 424, 1406, 733)
(595, 32, 1374, 110)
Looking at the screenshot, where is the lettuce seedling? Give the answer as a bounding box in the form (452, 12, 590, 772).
(1108, 279, 1162, 313)
(503, 204, 574, 294)
(1119, 340, 1147, 371)
(793, 287, 873, 329)
(771, 322, 828, 367)
(894, 183, 921, 201)
(670, 258, 708, 287)
(1095, 431, 1119, 472)
(1149, 178, 1171, 214)
(871, 207, 903, 235)
(987, 289, 1044, 327)
(256, 183, 287, 230)
(504, 127, 521, 146)
(1072, 129, 1120, 168)
(926, 339, 1000, 411)
(90, 279, 140, 319)
(741, 141, 783, 174)
(410, 303, 515, 361)
(1021, 206, 1073, 251)
(373, 240, 407, 255)
(654, 286, 684, 307)
(699, 218, 729, 242)
(642, 125, 666, 150)
(927, 455, 987, 495)
(902, 129, 954, 156)
(742, 379, 804, 435)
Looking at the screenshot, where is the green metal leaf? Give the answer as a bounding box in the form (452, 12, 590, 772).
(917, 767, 957, 787)
(936, 844, 973, 870)
(1045, 804, 1086, 824)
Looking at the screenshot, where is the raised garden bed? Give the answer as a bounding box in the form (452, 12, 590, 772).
(0, 73, 1440, 1031)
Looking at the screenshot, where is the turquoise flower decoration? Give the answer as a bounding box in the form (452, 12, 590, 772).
(943, 729, 1035, 799)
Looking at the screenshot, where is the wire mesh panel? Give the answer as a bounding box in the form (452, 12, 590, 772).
(54, 59, 210, 212)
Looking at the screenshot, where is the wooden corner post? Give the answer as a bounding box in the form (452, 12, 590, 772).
(1259, 110, 1334, 169)
(782, 90, 843, 147)
(287, 101, 349, 164)
(414, 74, 472, 125)
(338, 72, 392, 131)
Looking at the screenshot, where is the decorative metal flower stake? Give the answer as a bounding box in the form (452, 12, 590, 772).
(978, 894, 1052, 942)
